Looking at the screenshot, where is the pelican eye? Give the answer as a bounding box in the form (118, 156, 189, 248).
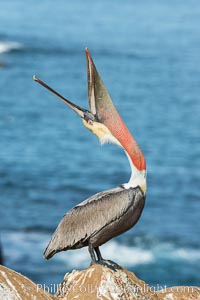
(83, 110, 95, 123)
(88, 120, 93, 125)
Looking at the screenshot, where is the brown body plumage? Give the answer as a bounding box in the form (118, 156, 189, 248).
(44, 186, 145, 260)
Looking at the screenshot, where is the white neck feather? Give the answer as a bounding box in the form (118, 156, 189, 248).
(100, 133, 146, 194)
(123, 151, 146, 194)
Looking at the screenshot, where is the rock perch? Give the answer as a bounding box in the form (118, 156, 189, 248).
(1, 264, 199, 300)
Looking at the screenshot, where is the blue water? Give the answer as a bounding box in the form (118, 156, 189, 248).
(0, 0, 200, 290)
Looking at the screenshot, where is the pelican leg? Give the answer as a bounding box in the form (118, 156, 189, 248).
(94, 247, 103, 261)
(88, 243, 97, 263)
(89, 244, 121, 271)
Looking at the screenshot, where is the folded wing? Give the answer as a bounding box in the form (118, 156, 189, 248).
(44, 186, 144, 259)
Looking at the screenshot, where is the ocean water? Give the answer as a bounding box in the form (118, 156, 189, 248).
(0, 0, 200, 290)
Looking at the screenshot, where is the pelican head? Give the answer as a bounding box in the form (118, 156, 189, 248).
(33, 48, 146, 193)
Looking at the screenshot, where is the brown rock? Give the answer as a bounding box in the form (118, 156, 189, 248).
(56, 264, 200, 300)
(0, 264, 199, 300)
(56, 264, 159, 299)
(157, 286, 200, 300)
(0, 265, 53, 300)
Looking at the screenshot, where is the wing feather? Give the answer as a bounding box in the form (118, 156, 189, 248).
(44, 186, 141, 259)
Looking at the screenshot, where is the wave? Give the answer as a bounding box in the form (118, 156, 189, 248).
(0, 40, 150, 59)
(174, 248, 200, 261)
(0, 41, 22, 54)
(55, 240, 153, 269)
(2, 231, 200, 269)
(63, 241, 154, 267)
(60, 241, 200, 268)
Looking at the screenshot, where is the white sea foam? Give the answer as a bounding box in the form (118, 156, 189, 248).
(51, 241, 200, 268)
(174, 248, 200, 261)
(2, 232, 200, 269)
(0, 41, 22, 54)
(57, 240, 154, 268)
(102, 241, 154, 265)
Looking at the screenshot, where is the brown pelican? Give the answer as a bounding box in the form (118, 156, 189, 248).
(33, 48, 146, 269)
